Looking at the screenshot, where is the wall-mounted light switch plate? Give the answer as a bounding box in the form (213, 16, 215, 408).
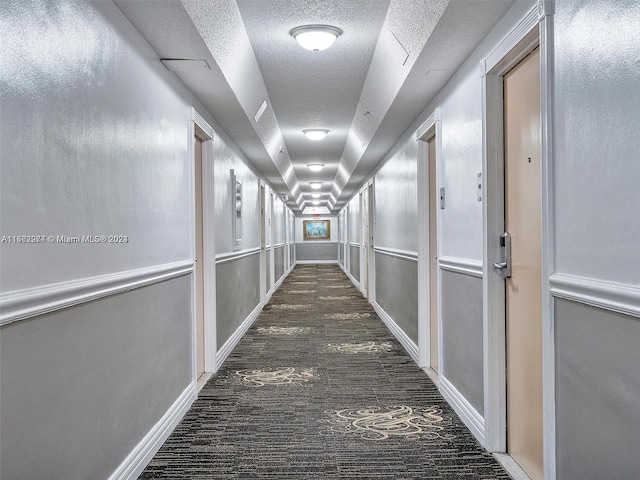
(440, 187, 445, 209)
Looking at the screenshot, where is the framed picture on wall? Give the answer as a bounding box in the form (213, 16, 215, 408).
(303, 219, 330, 240)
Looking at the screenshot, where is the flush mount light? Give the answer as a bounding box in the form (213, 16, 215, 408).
(310, 182, 323, 189)
(311, 193, 321, 198)
(307, 163, 325, 172)
(303, 129, 329, 141)
(290, 25, 343, 52)
(312, 200, 320, 205)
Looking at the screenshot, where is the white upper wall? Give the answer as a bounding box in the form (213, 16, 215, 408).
(0, 1, 194, 292)
(347, 195, 361, 243)
(374, 139, 419, 253)
(346, 0, 536, 263)
(213, 134, 261, 254)
(438, 71, 484, 260)
(553, 0, 640, 285)
(272, 195, 285, 245)
(420, 0, 535, 262)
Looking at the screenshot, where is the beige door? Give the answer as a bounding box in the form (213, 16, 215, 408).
(427, 136, 439, 372)
(194, 136, 205, 379)
(504, 46, 543, 480)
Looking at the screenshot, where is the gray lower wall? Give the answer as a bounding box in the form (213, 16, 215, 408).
(441, 270, 484, 414)
(265, 250, 271, 293)
(296, 242, 338, 261)
(375, 252, 418, 343)
(349, 246, 360, 281)
(274, 246, 285, 282)
(555, 299, 640, 479)
(339, 242, 344, 265)
(0, 275, 192, 480)
(216, 253, 261, 348)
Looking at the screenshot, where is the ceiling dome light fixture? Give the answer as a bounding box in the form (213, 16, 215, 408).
(311, 193, 321, 198)
(310, 181, 323, 189)
(290, 25, 342, 52)
(303, 129, 329, 141)
(312, 200, 320, 205)
(307, 163, 325, 172)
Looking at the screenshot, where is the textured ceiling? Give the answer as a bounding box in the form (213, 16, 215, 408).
(115, 0, 515, 212)
(237, 0, 391, 205)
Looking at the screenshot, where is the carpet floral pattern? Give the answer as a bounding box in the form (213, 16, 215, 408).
(321, 405, 455, 441)
(138, 264, 510, 479)
(235, 367, 316, 387)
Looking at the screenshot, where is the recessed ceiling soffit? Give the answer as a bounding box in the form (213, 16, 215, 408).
(121, 0, 516, 213)
(181, 0, 454, 213)
(181, 0, 305, 208)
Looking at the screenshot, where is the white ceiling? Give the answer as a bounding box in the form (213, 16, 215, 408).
(115, 0, 515, 213)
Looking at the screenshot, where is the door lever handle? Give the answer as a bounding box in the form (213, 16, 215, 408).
(494, 232, 512, 278)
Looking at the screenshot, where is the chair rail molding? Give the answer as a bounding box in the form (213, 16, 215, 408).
(374, 246, 418, 263)
(0, 260, 194, 327)
(438, 256, 483, 278)
(550, 273, 640, 318)
(215, 247, 261, 265)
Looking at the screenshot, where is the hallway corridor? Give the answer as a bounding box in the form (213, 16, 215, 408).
(139, 265, 510, 479)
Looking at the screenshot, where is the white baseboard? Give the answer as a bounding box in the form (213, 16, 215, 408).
(295, 260, 339, 265)
(216, 303, 262, 367)
(345, 270, 361, 291)
(422, 367, 439, 388)
(196, 373, 213, 393)
(273, 273, 286, 290)
(108, 383, 196, 480)
(493, 453, 532, 480)
(440, 375, 486, 447)
(373, 302, 419, 364)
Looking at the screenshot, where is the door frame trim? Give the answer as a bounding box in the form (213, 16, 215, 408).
(367, 178, 376, 304)
(481, 4, 555, 479)
(259, 182, 267, 304)
(269, 192, 276, 293)
(359, 189, 367, 297)
(358, 178, 375, 300)
(416, 108, 442, 370)
(189, 108, 217, 375)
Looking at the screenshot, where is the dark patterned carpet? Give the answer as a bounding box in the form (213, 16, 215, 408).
(139, 264, 511, 479)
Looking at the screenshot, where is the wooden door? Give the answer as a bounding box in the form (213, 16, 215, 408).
(504, 46, 543, 480)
